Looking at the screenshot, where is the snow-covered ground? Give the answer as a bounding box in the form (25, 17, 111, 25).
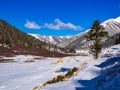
(0, 55, 92, 90)
(0, 44, 120, 90)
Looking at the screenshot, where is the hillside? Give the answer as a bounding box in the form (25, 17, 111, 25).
(0, 19, 42, 48)
(0, 19, 71, 57)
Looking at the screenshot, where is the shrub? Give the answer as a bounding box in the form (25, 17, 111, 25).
(46, 67, 79, 85)
(33, 67, 79, 90)
(25, 59, 35, 62)
(65, 67, 79, 78)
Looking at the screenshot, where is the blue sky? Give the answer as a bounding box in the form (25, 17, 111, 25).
(0, 0, 120, 36)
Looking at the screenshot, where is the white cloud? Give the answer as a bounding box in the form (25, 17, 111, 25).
(24, 20, 41, 29)
(44, 19, 81, 30)
(24, 19, 82, 30)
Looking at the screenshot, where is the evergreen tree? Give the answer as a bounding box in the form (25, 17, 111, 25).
(115, 36, 120, 44)
(86, 20, 108, 59)
(69, 48, 76, 53)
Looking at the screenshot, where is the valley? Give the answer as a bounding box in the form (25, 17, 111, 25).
(0, 44, 120, 90)
(1, 0, 120, 89)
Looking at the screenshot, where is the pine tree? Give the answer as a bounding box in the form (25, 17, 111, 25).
(115, 36, 120, 44)
(86, 20, 108, 59)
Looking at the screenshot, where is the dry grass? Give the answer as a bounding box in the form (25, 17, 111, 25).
(51, 58, 64, 64)
(25, 59, 35, 62)
(33, 67, 79, 90)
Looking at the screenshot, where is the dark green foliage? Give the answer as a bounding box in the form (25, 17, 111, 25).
(115, 36, 120, 44)
(86, 20, 108, 59)
(91, 39, 102, 59)
(65, 67, 78, 78)
(46, 75, 65, 84)
(102, 33, 120, 48)
(0, 19, 42, 48)
(69, 48, 76, 53)
(45, 67, 79, 85)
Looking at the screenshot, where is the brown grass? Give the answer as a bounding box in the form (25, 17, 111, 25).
(25, 59, 35, 62)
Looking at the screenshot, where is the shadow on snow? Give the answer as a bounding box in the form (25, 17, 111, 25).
(75, 56, 120, 90)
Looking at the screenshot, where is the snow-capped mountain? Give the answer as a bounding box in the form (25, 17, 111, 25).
(102, 16, 120, 36)
(56, 32, 86, 48)
(58, 16, 120, 49)
(30, 34, 72, 45)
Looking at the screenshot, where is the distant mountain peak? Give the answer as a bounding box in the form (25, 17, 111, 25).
(115, 16, 120, 22)
(100, 16, 120, 36)
(102, 17, 120, 25)
(29, 34, 72, 45)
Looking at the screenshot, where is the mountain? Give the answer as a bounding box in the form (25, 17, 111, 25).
(30, 34, 72, 45)
(29, 17, 120, 49)
(56, 32, 86, 48)
(102, 17, 120, 36)
(57, 16, 120, 49)
(0, 19, 72, 57)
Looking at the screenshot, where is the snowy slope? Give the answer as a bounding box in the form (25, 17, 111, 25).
(102, 16, 120, 36)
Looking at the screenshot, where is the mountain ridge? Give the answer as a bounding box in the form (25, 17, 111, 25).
(29, 34, 72, 45)
(56, 16, 120, 49)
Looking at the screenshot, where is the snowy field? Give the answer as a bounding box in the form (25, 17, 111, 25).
(0, 55, 93, 90)
(0, 44, 120, 90)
